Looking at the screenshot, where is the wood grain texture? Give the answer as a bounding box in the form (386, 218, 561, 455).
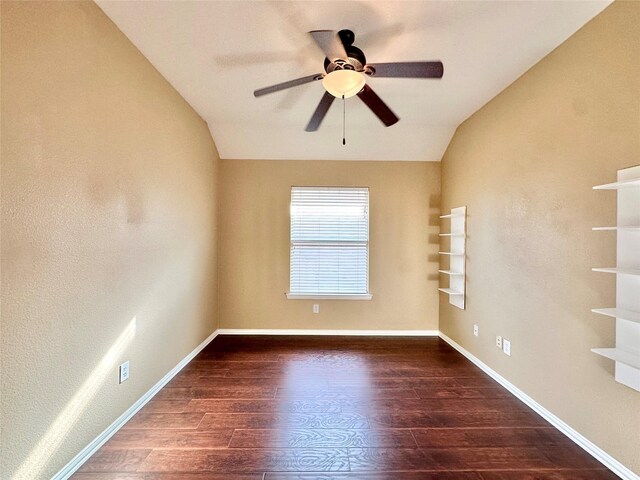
(73, 336, 616, 478)
(276, 387, 419, 399)
(198, 412, 370, 429)
(369, 410, 548, 429)
(478, 472, 619, 480)
(264, 474, 483, 480)
(122, 413, 205, 430)
(137, 448, 350, 472)
(411, 427, 566, 448)
(73, 473, 263, 480)
(105, 428, 234, 449)
(347, 446, 606, 471)
(138, 399, 191, 413)
(229, 428, 418, 448)
(185, 398, 345, 414)
(77, 449, 152, 473)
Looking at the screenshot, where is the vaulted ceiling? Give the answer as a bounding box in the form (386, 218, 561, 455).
(97, 1, 610, 161)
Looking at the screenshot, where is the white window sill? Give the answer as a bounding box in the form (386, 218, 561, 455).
(286, 293, 373, 300)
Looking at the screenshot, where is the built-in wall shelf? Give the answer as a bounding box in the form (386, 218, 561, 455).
(592, 267, 640, 276)
(438, 288, 464, 295)
(592, 308, 640, 325)
(591, 348, 640, 370)
(591, 165, 640, 392)
(593, 178, 640, 190)
(439, 206, 466, 310)
(592, 226, 640, 231)
(438, 270, 464, 276)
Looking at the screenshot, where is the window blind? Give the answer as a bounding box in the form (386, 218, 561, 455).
(290, 186, 369, 296)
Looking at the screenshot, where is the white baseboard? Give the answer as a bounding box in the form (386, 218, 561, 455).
(438, 332, 638, 480)
(217, 328, 439, 336)
(53, 329, 219, 480)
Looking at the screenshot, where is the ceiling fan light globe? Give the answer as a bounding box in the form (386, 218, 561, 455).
(322, 70, 365, 98)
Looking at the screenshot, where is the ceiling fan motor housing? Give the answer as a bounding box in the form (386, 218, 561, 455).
(323, 29, 367, 74)
(323, 49, 366, 73)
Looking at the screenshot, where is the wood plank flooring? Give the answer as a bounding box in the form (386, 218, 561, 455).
(73, 336, 617, 479)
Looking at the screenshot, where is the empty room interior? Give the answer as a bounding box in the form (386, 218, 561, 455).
(2, 0, 640, 479)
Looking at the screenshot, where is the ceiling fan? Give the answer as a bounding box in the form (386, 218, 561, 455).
(253, 29, 444, 132)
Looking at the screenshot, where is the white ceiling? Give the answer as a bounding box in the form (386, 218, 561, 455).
(97, 1, 610, 161)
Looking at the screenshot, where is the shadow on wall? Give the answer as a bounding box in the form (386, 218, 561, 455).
(427, 193, 442, 281)
(12, 317, 137, 480)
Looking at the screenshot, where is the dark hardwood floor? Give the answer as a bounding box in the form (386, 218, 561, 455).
(73, 335, 617, 479)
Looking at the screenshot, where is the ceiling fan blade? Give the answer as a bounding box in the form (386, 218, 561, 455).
(305, 92, 335, 132)
(368, 61, 444, 79)
(309, 30, 348, 62)
(357, 85, 399, 127)
(254, 73, 322, 97)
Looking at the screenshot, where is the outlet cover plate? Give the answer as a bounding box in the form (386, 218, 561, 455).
(473, 324, 479, 337)
(496, 336, 502, 349)
(313, 304, 319, 314)
(119, 361, 130, 384)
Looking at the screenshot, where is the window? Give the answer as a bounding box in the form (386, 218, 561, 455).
(287, 186, 371, 300)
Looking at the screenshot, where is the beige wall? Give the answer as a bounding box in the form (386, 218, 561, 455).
(0, 2, 220, 478)
(219, 160, 440, 331)
(440, 1, 639, 474)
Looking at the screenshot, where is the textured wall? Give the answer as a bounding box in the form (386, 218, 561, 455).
(0, 2, 220, 478)
(219, 160, 440, 331)
(439, 1, 639, 474)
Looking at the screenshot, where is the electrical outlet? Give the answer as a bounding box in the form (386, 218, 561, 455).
(119, 361, 130, 384)
(496, 336, 502, 349)
(313, 304, 319, 314)
(503, 339, 511, 356)
(473, 324, 479, 337)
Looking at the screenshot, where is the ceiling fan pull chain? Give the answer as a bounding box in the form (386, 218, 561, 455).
(342, 94, 346, 145)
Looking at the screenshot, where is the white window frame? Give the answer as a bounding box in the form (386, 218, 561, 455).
(287, 186, 372, 300)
